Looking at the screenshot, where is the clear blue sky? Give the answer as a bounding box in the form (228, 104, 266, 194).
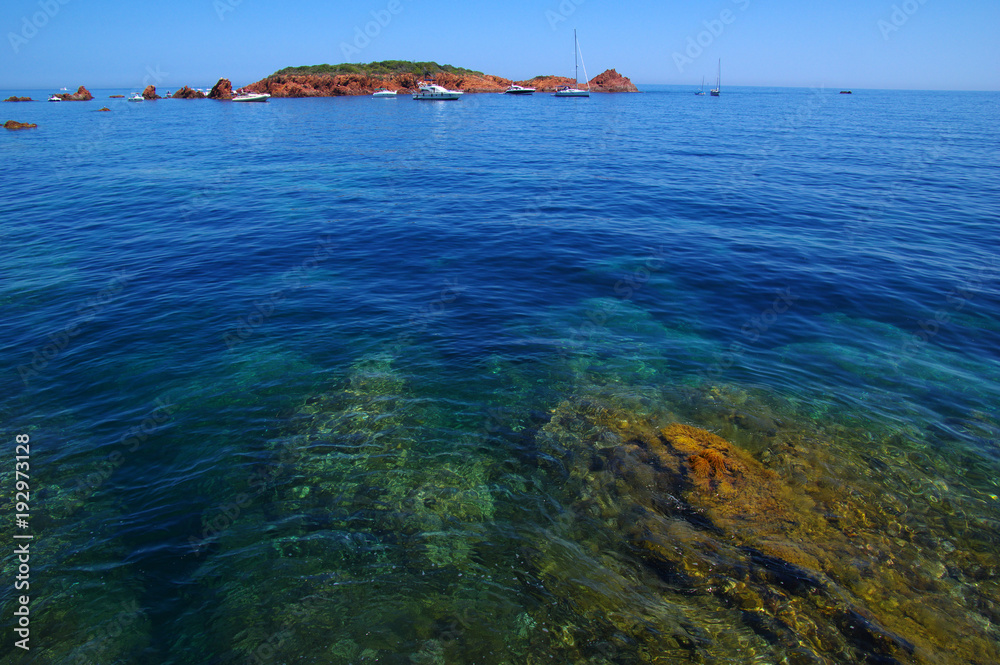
(2, 0, 998, 91)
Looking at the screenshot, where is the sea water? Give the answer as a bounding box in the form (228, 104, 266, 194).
(1, 86, 999, 664)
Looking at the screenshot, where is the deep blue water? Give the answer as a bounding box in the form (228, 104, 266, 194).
(2, 86, 999, 664)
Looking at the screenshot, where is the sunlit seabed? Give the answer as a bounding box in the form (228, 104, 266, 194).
(1, 87, 998, 664)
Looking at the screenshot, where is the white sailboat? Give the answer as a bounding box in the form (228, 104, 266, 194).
(710, 59, 721, 96)
(554, 29, 590, 97)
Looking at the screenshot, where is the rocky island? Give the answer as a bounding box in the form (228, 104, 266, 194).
(242, 60, 638, 97)
(54, 86, 93, 101)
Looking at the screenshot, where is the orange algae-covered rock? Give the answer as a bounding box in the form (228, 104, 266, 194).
(4, 120, 37, 129)
(532, 393, 1000, 664)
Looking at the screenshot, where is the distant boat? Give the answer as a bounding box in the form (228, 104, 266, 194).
(710, 60, 721, 96)
(59, 87, 67, 91)
(554, 29, 590, 97)
(48, 94, 62, 102)
(840, 90, 853, 94)
(128, 93, 143, 102)
(413, 83, 463, 100)
(373, 89, 397, 97)
(504, 84, 535, 95)
(695, 76, 706, 95)
(232, 90, 271, 102)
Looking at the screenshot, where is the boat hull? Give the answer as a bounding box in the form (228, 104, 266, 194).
(554, 89, 589, 97)
(413, 93, 463, 100)
(232, 94, 270, 102)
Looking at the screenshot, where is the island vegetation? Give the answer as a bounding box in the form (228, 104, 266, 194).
(272, 60, 484, 78)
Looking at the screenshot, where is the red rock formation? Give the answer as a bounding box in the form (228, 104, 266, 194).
(588, 69, 638, 92)
(98, 107, 111, 112)
(3, 96, 33, 102)
(522, 69, 638, 93)
(142, 85, 161, 100)
(56, 86, 93, 101)
(172, 86, 206, 99)
(109, 95, 125, 98)
(242, 66, 638, 97)
(4, 120, 37, 129)
(246, 72, 516, 97)
(208, 78, 233, 100)
(520, 75, 578, 92)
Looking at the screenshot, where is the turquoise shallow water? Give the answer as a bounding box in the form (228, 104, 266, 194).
(1, 86, 999, 664)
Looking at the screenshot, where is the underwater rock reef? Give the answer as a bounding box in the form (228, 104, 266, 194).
(173, 360, 999, 664)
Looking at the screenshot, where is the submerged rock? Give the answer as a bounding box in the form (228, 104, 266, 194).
(3, 96, 32, 102)
(528, 391, 1000, 665)
(4, 120, 37, 129)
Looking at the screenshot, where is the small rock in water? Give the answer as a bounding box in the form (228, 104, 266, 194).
(4, 120, 37, 130)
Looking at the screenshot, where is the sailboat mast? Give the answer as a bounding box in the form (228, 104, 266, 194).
(574, 29, 578, 84)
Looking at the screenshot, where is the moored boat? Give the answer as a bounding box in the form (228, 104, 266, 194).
(127, 93, 143, 102)
(554, 30, 590, 98)
(48, 94, 62, 102)
(412, 83, 463, 100)
(373, 89, 398, 97)
(232, 90, 271, 102)
(504, 84, 535, 95)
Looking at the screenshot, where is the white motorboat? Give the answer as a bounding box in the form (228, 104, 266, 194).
(373, 89, 397, 97)
(48, 94, 62, 102)
(232, 90, 271, 102)
(413, 83, 463, 100)
(128, 93, 144, 102)
(504, 84, 535, 95)
(554, 86, 589, 97)
(554, 29, 590, 97)
(710, 59, 721, 96)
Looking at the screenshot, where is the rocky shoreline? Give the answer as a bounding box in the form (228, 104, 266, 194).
(245, 67, 638, 97)
(9, 65, 638, 106)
